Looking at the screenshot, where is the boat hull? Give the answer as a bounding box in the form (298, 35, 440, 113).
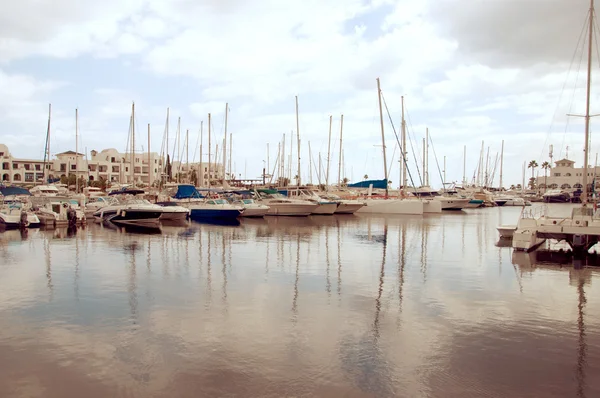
(99, 209, 163, 226)
(356, 199, 423, 215)
(464, 199, 484, 208)
(239, 207, 269, 217)
(334, 203, 364, 214)
(439, 198, 471, 210)
(422, 199, 442, 213)
(497, 225, 517, 239)
(265, 203, 319, 216)
(190, 209, 241, 220)
(158, 209, 189, 221)
(311, 203, 337, 215)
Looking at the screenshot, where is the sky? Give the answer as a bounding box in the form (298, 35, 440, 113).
(0, 0, 599, 188)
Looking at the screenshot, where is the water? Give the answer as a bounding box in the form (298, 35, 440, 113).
(1, 207, 599, 398)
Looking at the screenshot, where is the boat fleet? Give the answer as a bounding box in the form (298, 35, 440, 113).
(0, 181, 534, 231)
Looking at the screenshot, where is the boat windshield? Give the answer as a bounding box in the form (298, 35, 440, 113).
(209, 199, 227, 205)
(242, 199, 254, 204)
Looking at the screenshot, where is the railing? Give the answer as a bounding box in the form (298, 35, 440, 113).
(520, 204, 548, 219)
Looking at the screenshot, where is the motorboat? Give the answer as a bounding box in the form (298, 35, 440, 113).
(497, 225, 517, 239)
(188, 199, 243, 220)
(0, 186, 41, 228)
(231, 198, 270, 217)
(84, 196, 120, 217)
(29, 184, 60, 197)
(155, 202, 190, 221)
(356, 198, 423, 215)
(255, 189, 319, 216)
(542, 189, 570, 203)
(280, 188, 338, 215)
(31, 197, 86, 227)
(319, 193, 365, 214)
(93, 198, 163, 226)
(410, 186, 470, 211)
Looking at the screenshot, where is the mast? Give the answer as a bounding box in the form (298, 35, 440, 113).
(401, 96, 407, 189)
(229, 133, 232, 183)
(484, 146, 490, 187)
(208, 113, 211, 187)
(42, 104, 51, 185)
(338, 114, 344, 188)
(499, 139, 504, 190)
(376, 78, 389, 197)
(463, 145, 467, 186)
(224, 103, 228, 182)
(295, 96, 301, 189)
(582, 0, 594, 205)
(186, 129, 189, 183)
(176, 117, 181, 183)
(318, 153, 322, 184)
(165, 108, 169, 182)
(422, 138, 426, 186)
(199, 121, 204, 187)
(75, 108, 79, 193)
(131, 102, 135, 185)
(289, 130, 293, 183)
(308, 141, 313, 185)
(281, 133, 286, 185)
(148, 124, 152, 187)
(425, 127, 429, 186)
(267, 143, 270, 180)
(443, 155, 446, 186)
(326, 115, 332, 190)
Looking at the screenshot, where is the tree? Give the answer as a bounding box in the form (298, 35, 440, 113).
(541, 161, 550, 192)
(528, 160, 538, 189)
(342, 177, 349, 186)
(509, 184, 516, 190)
(528, 177, 536, 190)
(166, 154, 172, 181)
(190, 169, 198, 187)
(363, 174, 369, 180)
(516, 183, 522, 190)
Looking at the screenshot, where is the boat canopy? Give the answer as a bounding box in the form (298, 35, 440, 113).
(0, 186, 32, 196)
(347, 179, 388, 189)
(257, 188, 279, 194)
(108, 188, 146, 196)
(173, 184, 204, 199)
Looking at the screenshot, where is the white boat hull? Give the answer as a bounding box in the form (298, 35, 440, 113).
(239, 207, 270, 217)
(422, 199, 442, 213)
(312, 203, 337, 215)
(356, 199, 423, 215)
(265, 203, 319, 216)
(158, 207, 189, 221)
(497, 225, 517, 239)
(334, 202, 364, 214)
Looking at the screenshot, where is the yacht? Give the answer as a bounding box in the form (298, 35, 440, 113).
(356, 197, 424, 215)
(542, 189, 570, 203)
(84, 196, 120, 217)
(255, 189, 319, 216)
(231, 198, 270, 217)
(188, 199, 243, 220)
(411, 186, 470, 210)
(29, 184, 60, 197)
(93, 198, 163, 226)
(280, 188, 338, 215)
(319, 193, 365, 214)
(0, 187, 40, 228)
(31, 197, 86, 227)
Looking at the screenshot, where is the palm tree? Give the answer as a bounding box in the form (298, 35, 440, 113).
(342, 177, 349, 186)
(541, 161, 550, 192)
(510, 184, 516, 190)
(528, 160, 538, 189)
(363, 174, 368, 180)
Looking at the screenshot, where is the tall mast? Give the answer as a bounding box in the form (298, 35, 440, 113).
(131, 102, 135, 185)
(376, 78, 389, 197)
(186, 129, 189, 183)
(338, 114, 344, 188)
(165, 108, 169, 182)
(267, 143, 270, 180)
(281, 133, 286, 185)
(176, 117, 181, 183)
(229, 133, 232, 183)
(401, 96, 407, 189)
(75, 108, 79, 193)
(295, 96, 301, 189)
(443, 156, 446, 186)
(148, 124, 152, 186)
(463, 145, 467, 186)
(199, 121, 204, 187)
(42, 104, 51, 185)
(289, 130, 293, 182)
(422, 138, 426, 187)
(425, 127, 429, 186)
(583, 0, 595, 205)
(308, 141, 313, 185)
(499, 139, 504, 190)
(318, 153, 322, 185)
(208, 113, 211, 186)
(326, 115, 332, 191)
(224, 103, 228, 181)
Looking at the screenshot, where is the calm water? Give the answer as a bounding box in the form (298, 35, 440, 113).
(1, 206, 599, 398)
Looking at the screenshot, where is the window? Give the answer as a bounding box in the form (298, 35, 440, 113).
(35, 164, 41, 171)
(12, 163, 17, 169)
(24, 173, 34, 182)
(111, 157, 116, 163)
(60, 163, 66, 172)
(71, 164, 76, 170)
(0, 152, 4, 156)
(554, 173, 561, 177)
(2, 162, 8, 170)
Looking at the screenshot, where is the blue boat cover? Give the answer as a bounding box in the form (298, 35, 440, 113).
(174, 184, 204, 199)
(347, 179, 388, 189)
(0, 186, 32, 196)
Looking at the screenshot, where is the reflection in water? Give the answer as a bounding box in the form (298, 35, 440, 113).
(1, 205, 600, 397)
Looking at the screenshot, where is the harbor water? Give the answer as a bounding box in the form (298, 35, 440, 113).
(1, 206, 599, 397)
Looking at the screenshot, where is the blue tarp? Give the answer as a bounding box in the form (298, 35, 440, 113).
(0, 186, 32, 196)
(173, 184, 204, 199)
(347, 179, 388, 189)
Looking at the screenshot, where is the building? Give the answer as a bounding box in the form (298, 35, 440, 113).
(535, 158, 598, 190)
(1, 144, 226, 187)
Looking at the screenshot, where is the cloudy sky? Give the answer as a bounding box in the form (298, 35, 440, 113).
(0, 0, 597, 188)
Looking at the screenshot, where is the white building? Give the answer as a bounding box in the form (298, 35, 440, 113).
(535, 158, 598, 190)
(1, 144, 226, 187)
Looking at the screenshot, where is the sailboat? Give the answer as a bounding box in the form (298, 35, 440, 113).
(513, 0, 600, 254)
(356, 78, 424, 215)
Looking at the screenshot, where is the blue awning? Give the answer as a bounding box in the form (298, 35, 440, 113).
(347, 179, 388, 189)
(0, 186, 32, 196)
(174, 184, 204, 199)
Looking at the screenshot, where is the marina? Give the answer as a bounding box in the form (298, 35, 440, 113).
(1, 206, 599, 397)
